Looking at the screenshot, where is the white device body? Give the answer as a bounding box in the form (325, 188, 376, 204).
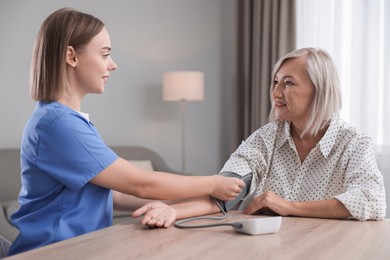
(233, 216, 282, 235)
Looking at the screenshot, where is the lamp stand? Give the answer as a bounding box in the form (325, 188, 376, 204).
(163, 71, 204, 175)
(181, 99, 186, 174)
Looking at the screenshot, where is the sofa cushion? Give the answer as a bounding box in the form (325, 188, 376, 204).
(2, 200, 19, 223)
(128, 160, 153, 171)
(0, 201, 19, 242)
(0, 149, 22, 201)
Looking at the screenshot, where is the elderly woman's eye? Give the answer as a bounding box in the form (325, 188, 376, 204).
(285, 80, 294, 86)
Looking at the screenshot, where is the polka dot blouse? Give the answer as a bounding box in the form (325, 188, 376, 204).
(220, 118, 386, 221)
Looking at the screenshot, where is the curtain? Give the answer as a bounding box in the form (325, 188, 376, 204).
(232, 0, 296, 150)
(296, 0, 390, 156)
(296, 0, 390, 218)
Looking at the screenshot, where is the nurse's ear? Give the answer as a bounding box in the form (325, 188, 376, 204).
(66, 46, 78, 68)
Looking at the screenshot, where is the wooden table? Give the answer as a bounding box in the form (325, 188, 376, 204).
(6, 211, 390, 260)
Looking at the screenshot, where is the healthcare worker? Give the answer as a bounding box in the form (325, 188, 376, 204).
(8, 8, 244, 255)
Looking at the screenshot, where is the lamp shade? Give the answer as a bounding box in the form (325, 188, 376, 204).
(163, 71, 204, 101)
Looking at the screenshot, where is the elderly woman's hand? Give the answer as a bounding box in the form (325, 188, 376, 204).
(243, 190, 293, 216)
(132, 201, 177, 228)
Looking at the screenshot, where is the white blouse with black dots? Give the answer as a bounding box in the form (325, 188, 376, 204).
(221, 118, 386, 221)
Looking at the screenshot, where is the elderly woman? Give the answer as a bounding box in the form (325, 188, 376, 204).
(133, 48, 386, 227)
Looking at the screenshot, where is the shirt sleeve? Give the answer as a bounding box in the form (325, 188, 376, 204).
(220, 127, 275, 196)
(36, 113, 118, 191)
(334, 136, 386, 221)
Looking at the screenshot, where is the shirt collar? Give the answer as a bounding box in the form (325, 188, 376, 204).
(77, 111, 90, 121)
(275, 118, 341, 158)
(318, 117, 341, 158)
(275, 120, 290, 150)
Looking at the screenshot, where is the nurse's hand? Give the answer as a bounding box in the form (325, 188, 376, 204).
(210, 175, 245, 201)
(132, 202, 176, 228)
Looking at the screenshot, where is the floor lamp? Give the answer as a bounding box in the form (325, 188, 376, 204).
(163, 71, 204, 174)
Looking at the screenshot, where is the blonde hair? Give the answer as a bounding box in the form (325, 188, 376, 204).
(269, 48, 342, 136)
(30, 8, 104, 102)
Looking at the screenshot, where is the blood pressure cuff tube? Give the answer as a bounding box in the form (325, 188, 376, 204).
(214, 172, 253, 212)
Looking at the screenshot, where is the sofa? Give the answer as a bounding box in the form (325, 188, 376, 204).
(0, 146, 179, 242)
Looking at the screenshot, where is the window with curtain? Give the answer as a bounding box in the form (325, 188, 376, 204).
(296, 0, 390, 168)
(296, 0, 389, 217)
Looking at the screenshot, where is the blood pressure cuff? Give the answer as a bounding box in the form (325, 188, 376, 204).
(214, 172, 253, 212)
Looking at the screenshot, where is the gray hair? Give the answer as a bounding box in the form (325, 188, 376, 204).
(269, 48, 342, 137)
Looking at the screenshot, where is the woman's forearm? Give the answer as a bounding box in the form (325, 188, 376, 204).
(92, 158, 243, 201)
(130, 196, 221, 227)
(171, 196, 221, 220)
(113, 191, 154, 212)
(290, 198, 351, 219)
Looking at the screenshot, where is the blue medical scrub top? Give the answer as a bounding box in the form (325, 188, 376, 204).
(8, 102, 118, 256)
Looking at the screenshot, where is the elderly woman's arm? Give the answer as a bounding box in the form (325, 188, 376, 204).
(243, 191, 351, 218)
(333, 137, 386, 220)
(132, 196, 220, 227)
